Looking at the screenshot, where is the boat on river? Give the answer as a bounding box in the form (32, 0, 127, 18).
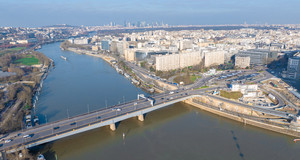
(60, 56, 67, 60)
(293, 139, 300, 143)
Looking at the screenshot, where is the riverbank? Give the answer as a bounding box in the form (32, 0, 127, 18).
(0, 51, 52, 127)
(31, 58, 54, 114)
(184, 97, 300, 138)
(64, 47, 116, 65)
(62, 47, 161, 93)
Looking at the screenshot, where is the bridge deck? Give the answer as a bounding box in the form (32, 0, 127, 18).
(0, 88, 293, 152)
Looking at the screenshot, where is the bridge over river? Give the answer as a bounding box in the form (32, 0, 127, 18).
(0, 87, 293, 153)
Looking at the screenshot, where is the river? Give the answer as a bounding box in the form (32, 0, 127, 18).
(34, 42, 300, 160)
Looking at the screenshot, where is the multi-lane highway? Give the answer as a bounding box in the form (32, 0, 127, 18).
(0, 84, 294, 152)
(0, 87, 209, 152)
(126, 61, 178, 89)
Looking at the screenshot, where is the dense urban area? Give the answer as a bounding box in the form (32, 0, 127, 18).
(1, 24, 300, 159)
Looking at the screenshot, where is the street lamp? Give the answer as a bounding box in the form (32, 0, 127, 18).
(44, 114, 48, 124)
(67, 108, 70, 119)
(51, 124, 54, 134)
(163, 87, 166, 102)
(21, 121, 23, 132)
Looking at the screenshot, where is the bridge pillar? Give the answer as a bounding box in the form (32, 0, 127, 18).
(138, 114, 144, 121)
(110, 123, 116, 131)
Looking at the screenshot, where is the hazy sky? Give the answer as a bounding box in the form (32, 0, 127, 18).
(1, 0, 299, 27)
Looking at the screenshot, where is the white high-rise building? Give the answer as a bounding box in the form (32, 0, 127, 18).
(203, 50, 225, 67)
(287, 56, 300, 80)
(155, 52, 203, 71)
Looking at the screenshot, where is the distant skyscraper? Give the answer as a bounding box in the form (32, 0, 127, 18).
(137, 21, 141, 27)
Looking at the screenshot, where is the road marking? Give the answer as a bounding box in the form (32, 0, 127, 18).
(2, 89, 212, 150)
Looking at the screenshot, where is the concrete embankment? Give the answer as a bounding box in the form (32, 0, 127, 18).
(184, 97, 300, 138)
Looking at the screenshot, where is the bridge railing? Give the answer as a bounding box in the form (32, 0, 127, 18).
(4, 96, 162, 152)
(15, 98, 146, 136)
(4, 93, 297, 152)
(4, 93, 203, 151)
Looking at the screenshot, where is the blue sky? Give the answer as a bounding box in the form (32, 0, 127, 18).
(0, 0, 299, 27)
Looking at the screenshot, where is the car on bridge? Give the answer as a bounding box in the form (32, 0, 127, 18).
(53, 126, 60, 130)
(23, 134, 34, 139)
(5, 139, 12, 143)
(112, 108, 121, 111)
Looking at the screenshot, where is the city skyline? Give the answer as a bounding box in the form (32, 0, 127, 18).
(1, 0, 300, 27)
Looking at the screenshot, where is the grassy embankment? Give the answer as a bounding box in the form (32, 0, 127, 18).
(190, 75, 201, 82)
(196, 86, 209, 89)
(174, 74, 201, 85)
(0, 47, 26, 56)
(220, 90, 243, 100)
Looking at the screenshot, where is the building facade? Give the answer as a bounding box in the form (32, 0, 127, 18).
(238, 49, 269, 66)
(235, 55, 250, 68)
(231, 83, 258, 98)
(204, 50, 225, 67)
(73, 38, 89, 45)
(155, 52, 204, 71)
(101, 40, 111, 51)
(287, 56, 300, 80)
